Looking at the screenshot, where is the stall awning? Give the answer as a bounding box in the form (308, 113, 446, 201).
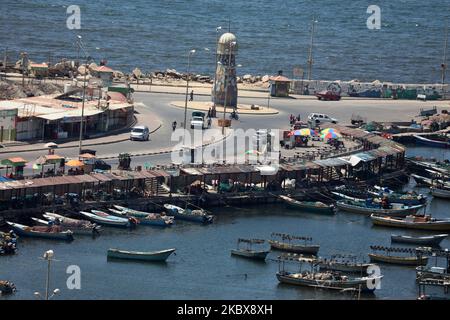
(36, 108, 103, 121)
(1, 157, 27, 167)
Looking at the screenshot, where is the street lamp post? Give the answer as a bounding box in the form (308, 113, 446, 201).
(34, 250, 60, 300)
(221, 41, 236, 135)
(78, 57, 90, 155)
(212, 26, 222, 116)
(183, 49, 196, 144)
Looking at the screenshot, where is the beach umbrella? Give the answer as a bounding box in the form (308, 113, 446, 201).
(320, 128, 339, 135)
(45, 142, 58, 149)
(297, 128, 317, 136)
(79, 153, 96, 159)
(321, 131, 342, 140)
(65, 159, 84, 167)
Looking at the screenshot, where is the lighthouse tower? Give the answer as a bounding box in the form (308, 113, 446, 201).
(212, 32, 238, 109)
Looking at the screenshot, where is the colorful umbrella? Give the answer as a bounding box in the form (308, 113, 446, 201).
(320, 128, 339, 135)
(321, 131, 342, 140)
(65, 159, 84, 167)
(245, 150, 263, 155)
(288, 129, 316, 137)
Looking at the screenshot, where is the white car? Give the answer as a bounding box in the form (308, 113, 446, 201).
(130, 125, 150, 141)
(190, 116, 206, 129)
(308, 113, 338, 125)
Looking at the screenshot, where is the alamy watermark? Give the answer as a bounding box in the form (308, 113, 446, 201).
(367, 5, 381, 30)
(66, 5, 81, 30)
(66, 265, 81, 290)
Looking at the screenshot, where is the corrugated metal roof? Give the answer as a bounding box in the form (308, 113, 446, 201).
(313, 158, 349, 167)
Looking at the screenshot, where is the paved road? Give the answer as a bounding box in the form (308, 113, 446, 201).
(7, 91, 448, 171)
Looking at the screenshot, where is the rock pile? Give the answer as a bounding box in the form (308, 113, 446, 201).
(0, 79, 63, 100)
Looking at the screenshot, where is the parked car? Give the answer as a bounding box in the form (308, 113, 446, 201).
(308, 113, 338, 125)
(315, 90, 341, 101)
(93, 159, 111, 171)
(130, 125, 150, 141)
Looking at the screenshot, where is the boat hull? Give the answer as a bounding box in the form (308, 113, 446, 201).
(230, 249, 269, 260)
(280, 196, 335, 215)
(336, 201, 423, 217)
(318, 262, 374, 274)
(164, 205, 213, 224)
(391, 234, 448, 246)
(276, 272, 378, 293)
(79, 212, 130, 228)
(368, 253, 428, 266)
(371, 215, 450, 231)
(107, 248, 176, 262)
(431, 188, 450, 200)
(6, 222, 73, 241)
(414, 135, 450, 148)
(268, 240, 320, 255)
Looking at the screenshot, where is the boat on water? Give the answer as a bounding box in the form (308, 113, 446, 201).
(38, 214, 101, 236)
(268, 233, 320, 255)
(430, 186, 450, 200)
(391, 234, 448, 246)
(230, 238, 270, 261)
(107, 248, 176, 262)
(109, 208, 174, 227)
(371, 214, 450, 231)
(278, 195, 335, 214)
(6, 221, 74, 241)
(336, 200, 424, 217)
(0, 231, 17, 255)
(414, 134, 450, 148)
(411, 174, 450, 188)
(276, 254, 382, 293)
(368, 246, 428, 266)
(164, 204, 214, 224)
(0, 280, 16, 295)
(112, 205, 151, 218)
(79, 211, 132, 228)
(317, 254, 376, 274)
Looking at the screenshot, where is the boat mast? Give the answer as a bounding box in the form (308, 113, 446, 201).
(307, 16, 317, 81)
(441, 22, 449, 99)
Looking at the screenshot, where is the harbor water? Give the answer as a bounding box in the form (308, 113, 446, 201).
(1, 0, 450, 83)
(1, 147, 449, 300)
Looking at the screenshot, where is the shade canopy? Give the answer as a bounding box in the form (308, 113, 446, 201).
(44, 142, 58, 149)
(1, 157, 27, 167)
(36, 154, 65, 165)
(79, 153, 96, 159)
(66, 159, 85, 167)
(321, 132, 342, 140)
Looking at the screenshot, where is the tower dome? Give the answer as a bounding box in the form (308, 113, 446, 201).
(217, 32, 238, 54)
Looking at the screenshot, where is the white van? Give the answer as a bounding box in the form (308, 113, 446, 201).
(308, 113, 338, 125)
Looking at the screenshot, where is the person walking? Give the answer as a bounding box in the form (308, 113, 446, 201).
(172, 120, 177, 131)
(189, 90, 194, 101)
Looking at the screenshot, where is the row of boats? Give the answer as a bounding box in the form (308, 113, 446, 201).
(4, 204, 214, 242)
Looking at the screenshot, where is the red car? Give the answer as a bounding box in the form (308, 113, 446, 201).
(315, 90, 341, 101)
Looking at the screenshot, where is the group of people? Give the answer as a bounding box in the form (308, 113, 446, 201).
(289, 114, 301, 125)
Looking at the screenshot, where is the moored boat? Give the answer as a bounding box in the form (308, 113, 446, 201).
(336, 200, 424, 217)
(268, 233, 320, 255)
(109, 208, 173, 227)
(391, 234, 448, 246)
(279, 195, 335, 215)
(230, 238, 269, 261)
(79, 211, 131, 228)
(317, 254, 375, 274)
(368, 246, 428, 266)
(431, 186, 450, 200)
(6, 221, 73, 241)
(371, 214, 450, 231)
(164, 204, 214, 224)
(414, 135, 450, 148)
(43, 213, 101, 236)
(107, 248, 176, 262)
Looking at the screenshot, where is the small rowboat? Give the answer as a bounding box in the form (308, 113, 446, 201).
(164, 204, 214, 224)
(336, 200, 424, 217)
(368, 253, 428, 266)
(279, 195, 335, 215)
(79, 211, 131, 228)
(431, 187, 450, 200)
(112, 205, 150, 218)
(391, 234, 448, 246)
(371, 214, 450, 231)
(107, 248, 176, 262)
(108, 208, 173, 227)
(44, 213, 101, 236)
(6, 221, 73, 241)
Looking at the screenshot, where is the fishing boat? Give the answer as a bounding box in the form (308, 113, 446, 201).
(430, 186, 450, 200)
(38, 214, 101, 236)
(336, 200, 424, 217)
(411, 174, 450, 188)
(107, 248, 176, 262)
(391, 234, 448, 246)
(164, 204, 214, 224)
(0, 280, 16, 295)
(371, 214, 450, 231)
(109, 208, 174, 227)
(276, 254, 382, 293)
(112, 205, 150, 218)
(279, 195, 335, 214)
(414, 135, 450, 148)
(79, 211, 132, 228)
(6, 222, 74, 241)
(317, 254, 376, 274)
(230, 238, 270, 261)
(268, 233, 320, 255)
(368, 246, 428, 266)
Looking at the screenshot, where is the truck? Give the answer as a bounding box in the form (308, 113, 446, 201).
(190, 111, 207, 129)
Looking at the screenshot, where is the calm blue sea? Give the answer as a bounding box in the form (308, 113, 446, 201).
(1, 0, 450, 83)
